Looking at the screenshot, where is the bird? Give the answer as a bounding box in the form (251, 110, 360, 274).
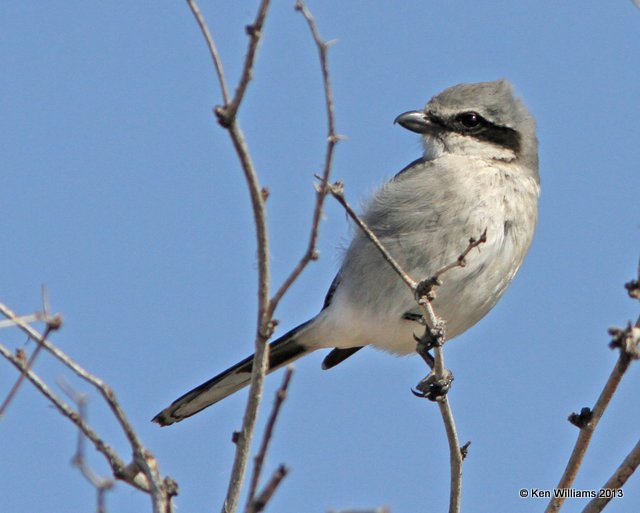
(153, 79, 540, 426)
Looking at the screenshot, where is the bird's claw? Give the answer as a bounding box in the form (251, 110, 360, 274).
(412, 368, 454, 401)
(414, 321, 445, 353)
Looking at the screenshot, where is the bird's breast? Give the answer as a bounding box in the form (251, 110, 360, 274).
(322, 157, 539, 352)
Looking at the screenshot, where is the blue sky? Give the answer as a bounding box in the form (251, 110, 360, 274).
(2, 1, 640, 512)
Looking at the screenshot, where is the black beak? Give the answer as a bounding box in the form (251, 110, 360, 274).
(394, 110, 432, 134)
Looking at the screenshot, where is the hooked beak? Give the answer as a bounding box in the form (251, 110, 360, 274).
(394, 110, 432, 134)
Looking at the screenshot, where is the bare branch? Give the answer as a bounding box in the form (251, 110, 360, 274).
(440, 231, 487, 275)
(246, 367, 294, 513)
(183, 3, 341, 510)
(581, 438, 640, 513)
(217, 0, 271, 125)
(251, 465, 289, 513)
(578, 269, 640, 513)
(545, 316, 640, 513)
(183, 3, 273, 512)
(269, 0, 341, 314)
(0, 304, 177, 512)
(0, 341, 135, 487)
(0, 302, 112, 392)
(0, 310, 62, 418)
(323, 180, 417, 290)
(184, 4, 484, 513)
(60, 380, 116, 513)
(183, 2, 285, 512)
(185, 0, 230, 104)
(321, 180, 488, 513)
(220, 107, 273, 513)
(412, 232, 487, 404)
(0, 313, 42, 328)
(438, 399, 463, 513)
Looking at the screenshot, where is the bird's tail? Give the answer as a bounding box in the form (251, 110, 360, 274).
(152, 322, 313, 426)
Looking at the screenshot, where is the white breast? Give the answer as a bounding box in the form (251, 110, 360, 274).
(305, 156, 539, 355)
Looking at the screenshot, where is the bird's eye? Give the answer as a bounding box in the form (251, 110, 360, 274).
(456, 112, 483, 129)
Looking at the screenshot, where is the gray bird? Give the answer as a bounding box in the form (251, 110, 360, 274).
(153, 79, 539, 426)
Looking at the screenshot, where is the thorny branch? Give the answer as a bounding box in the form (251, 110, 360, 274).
(322, 179, 485, 513)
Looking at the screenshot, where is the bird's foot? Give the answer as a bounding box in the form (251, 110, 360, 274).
(413, 319, 446, 362)
(412, 368, 454, 401)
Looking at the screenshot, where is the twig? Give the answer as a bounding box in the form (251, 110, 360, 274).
(0, 287, 63, 417)
(438, 398, 462, 513)
(228, 0, 270, 120)
(185, 3, 474, 512)
(268, 0, 341, 314)
(0, 303, 112, 392)
(217, 0, 271, 126)
(581, 437, 640, 513)
(185, 0, 230, 104)
(0, 311, 62, 418)
(186, 3, 338, 512)
(0, 313, 42, 328)
(323, 180, 417, 290)
(245, 367, 294, 513)
(0, 341, 138, 489)
(0, 303, 177, 513)
(412, 231, 487, 399)
(184, 2, 274, 513)
(545, 316, 640, 513)
(580, 270, 640, 513)
(60, 380, 116, 513)
(251, 465, 288, 513)
(325, 177, 481, 367)
(218, 67, 272, 513)
(431, 230, 488, 281)
(322, 180, 487, 513)
(71, 354, 172, 511)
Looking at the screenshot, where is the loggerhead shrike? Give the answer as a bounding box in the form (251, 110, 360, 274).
(153, 79, 539, 426)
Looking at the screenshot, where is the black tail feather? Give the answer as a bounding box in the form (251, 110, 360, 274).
(321, 346, 363, 369)
(152, 322, 311, 426)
